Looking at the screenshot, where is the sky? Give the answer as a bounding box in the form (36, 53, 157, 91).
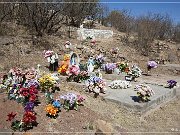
(100, 0, 180, 24)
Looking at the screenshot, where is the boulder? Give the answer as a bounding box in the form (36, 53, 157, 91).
(95, 120, 114, 135)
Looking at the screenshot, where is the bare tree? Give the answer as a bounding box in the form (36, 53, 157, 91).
(62, 0, 100, 27)
(106, 10, 132, 32)
(135, 13, 173, 56)
(15, 0, 64, 36)
(172, 23, 180, 42)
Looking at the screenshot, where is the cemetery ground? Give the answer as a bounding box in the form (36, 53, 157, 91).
(0, 24, 180, 134)
(0, 72, 180, 134)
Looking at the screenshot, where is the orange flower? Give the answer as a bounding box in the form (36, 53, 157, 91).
(45, 104, 58, 116)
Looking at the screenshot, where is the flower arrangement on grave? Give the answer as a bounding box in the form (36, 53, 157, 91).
(134, 84, 155, 102)
(7, 110, 37, 131)
(147, 61, 157, 72)
(6, 67, 41, 131)
(45, 104, 59, 117)
(45, 93, 61, 118)
(126, 64, 142, 81)
(67, 70, 90, 83)
(60, 93, 85, 111)
(8, 82, 39, 106)
(116, 62, 129, 73)
(7, 86, 38, 131)
(165, 80, 177, 89)
(0, 68, 24, 92)
(8, 67, 24, 84)
(108, 80, 131, 89)
(38, 74, 56, 92)
(94, 54, 105, 69)
(58, 54, 70, 75)
(103, 63, 117, 74)
(67, 65, 80, 76)
(86, 76, 106, 97)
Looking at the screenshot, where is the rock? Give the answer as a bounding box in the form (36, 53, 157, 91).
(95, 120, 114, 135)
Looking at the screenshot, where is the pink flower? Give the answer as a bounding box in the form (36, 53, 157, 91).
(69, 65, 80, 75)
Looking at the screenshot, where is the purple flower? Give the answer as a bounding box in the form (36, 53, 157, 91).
(88, 76, 102, 84)
(27, 79, 39, 88)
(95, 54, 105, 64)
(60, 93, 77, 107)
(104, 63, 116, 71)
(167, 80, 177, 88)
(147, 61, 157, 69)
(24, 102, 34, 112)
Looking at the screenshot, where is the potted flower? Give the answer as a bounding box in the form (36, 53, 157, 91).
(116, 62, 129, 73)
(94, 54, 105, 69)
(134, 84, 155, 102)
(38, 74, 56, 92)
(60, 93, 85, 111)
(126, 64, 142, 81)
(86, 76, 106, 97)
(147, 61, 157, 75)
(103, 63, 116, 74)
(165, 80, 177, 89)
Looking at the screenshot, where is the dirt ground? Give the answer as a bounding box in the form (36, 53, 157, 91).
(0, 76, 180, 135)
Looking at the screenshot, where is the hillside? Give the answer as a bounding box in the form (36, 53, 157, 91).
(0, 22, 179, 76)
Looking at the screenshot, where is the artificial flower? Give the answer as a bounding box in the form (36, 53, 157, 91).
(45, 104, 58, 116)
(24, 102, 35, 112)
(6, 112, 17, 121)
(147, 61, 158, 70)
(52, 100, 61, 108)
(22, 111, 36, 124)
(167, 80, 177, 88)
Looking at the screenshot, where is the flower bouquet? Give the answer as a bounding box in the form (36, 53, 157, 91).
(86, 76, 106, 97)
(45, 94, 61, 118)
(116, 62, 129, 73)
(165, 80, 177, 89)
(67, 70, 90, 83)
(38, 74, 56, 92)
(94, 54, 105, 69)
(60, 93, 85, 111)
(126, 65, 142, 81)
(103, 63, 116, 74)
(134, 84, 155, 102)
(109, 80, 131, 89)
(45, 104, 59, 117)
(7, 99, 38, 131)
(147, 61, 157, 74)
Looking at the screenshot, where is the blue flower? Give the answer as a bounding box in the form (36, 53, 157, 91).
(53, 100, 61, 108)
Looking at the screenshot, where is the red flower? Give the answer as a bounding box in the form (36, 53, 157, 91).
(22, 111, 36, 124)
(6, 112, 17, 121)
(20, 87, 29, 97)
(29, 86, 38, 95)
(29, 94, 37, 102)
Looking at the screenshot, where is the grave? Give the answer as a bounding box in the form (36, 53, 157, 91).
(104, 80, 176, 114)
(59, 73, 178, 114)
